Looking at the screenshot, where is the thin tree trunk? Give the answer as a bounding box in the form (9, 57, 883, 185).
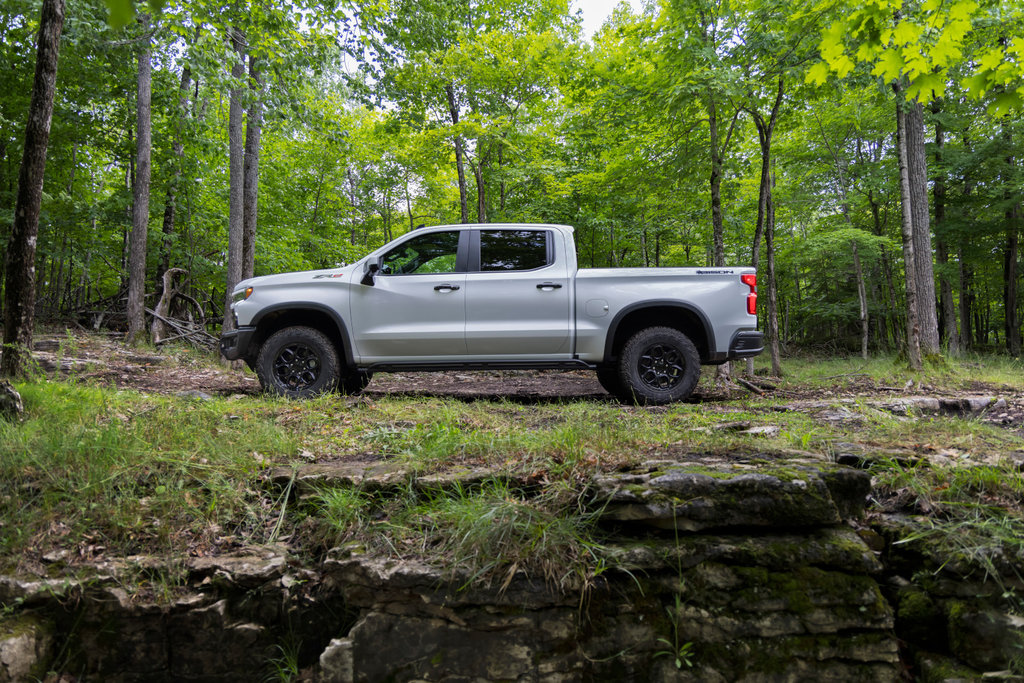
(126, 16, 152, 345)
(766, 175, 781, 376)
(896, 95, 923, 370)
(852, 240, 868, 359)
(2, 0, 64, 377)
(472, 158, 486, 223)
(223, 27, 246, 334)
(1006, 205, 1021, 356)
(747, 78, 783, 375)
(242, 55, 263, 281)
(905, 99, 939, 354)
(158, 63, 192, 289)
(445, 84, 468, 223)
(932, 100, 959, 355)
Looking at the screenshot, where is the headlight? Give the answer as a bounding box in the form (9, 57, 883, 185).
(232, 286, 253, 304)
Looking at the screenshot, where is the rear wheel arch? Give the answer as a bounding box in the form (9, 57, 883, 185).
(602, 302, 713, 364)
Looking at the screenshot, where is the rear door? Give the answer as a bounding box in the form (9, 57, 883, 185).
(464, 229, 572, 356)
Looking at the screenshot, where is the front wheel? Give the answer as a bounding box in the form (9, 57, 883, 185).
(617, 327, 700, 405)
(256, 326, 340, 398)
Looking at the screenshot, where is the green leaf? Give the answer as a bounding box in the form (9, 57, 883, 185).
(806, 61, 830, 85)
(989, 91, 1023, 117)
(871, 49, 904, 80)
(892, 21, 921, 46)
(104, 0, 134, 29)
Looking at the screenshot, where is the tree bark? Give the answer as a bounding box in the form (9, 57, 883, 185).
(932, 100, 959, 355)
(152, 268, 186, 343)
(1006, 205, 1021, 356)
(852, 240, 868, 360)
(766, 176, 782, 376)
(223, 27, 246, 333)
(747, 78, 784, 375)
(126, 16, 152, 346)
(905, 100, 939, 354)
(1, 0, 64, 378)
(158, 63, 192, 291)
(896, 96, 923, 370)
(242, 55, 263, 281)
(445, 83, 468, 223)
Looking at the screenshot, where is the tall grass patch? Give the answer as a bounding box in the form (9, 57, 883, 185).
(0, 383, 299, 561)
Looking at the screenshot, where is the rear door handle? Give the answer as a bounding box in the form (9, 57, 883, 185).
(536, 282, 563, 290)
(434, 284, 461, 291)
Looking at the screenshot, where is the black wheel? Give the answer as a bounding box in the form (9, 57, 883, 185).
(256, 326, 340, 398)
(596, 366, 627, 399)
(617, 327, 700, 405)
(339, 370, 372, 396)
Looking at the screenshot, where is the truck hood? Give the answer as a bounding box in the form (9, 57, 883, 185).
(234, 264, 358, 292)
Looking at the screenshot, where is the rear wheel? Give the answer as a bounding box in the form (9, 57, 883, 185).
(256, 326, 340, 398)
(617, 326, 700, 405)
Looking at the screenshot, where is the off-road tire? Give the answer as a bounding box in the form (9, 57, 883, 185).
(617, 326, 700, 405)
(256, 326, 340, 398)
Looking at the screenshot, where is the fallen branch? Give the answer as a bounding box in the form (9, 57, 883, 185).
(736, 377, 765, 396)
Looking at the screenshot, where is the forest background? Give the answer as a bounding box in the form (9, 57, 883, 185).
(0, 0, 1022, 375)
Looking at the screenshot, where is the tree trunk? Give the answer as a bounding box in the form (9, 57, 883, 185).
(709, 97, 725, 268)
(223, 27, 246, 334)
(1006, 205, 1021, 356)
(1, 0, 64, 378)
(905, 99, 939, 354)
(932, 100, 959, 355)
(445, 84, 468, 223)
(126, 16, 152, 346)
(766, 176, 782, 376)
(152, 268, 186, 343)
(852, 240, 868, 360)
(158, 63, 192, 290)
(896, 95, 923, 370)
(242, 55, 263, 281)
(747, 78, 784, 375)
(472, 158, 486, 223)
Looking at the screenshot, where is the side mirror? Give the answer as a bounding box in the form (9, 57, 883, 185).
(361, 261, 380, 286)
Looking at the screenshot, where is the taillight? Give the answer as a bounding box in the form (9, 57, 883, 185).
(741, 273, 757, 315)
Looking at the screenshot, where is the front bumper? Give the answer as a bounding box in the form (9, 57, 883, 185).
(220, 326, 256, 361)
(727, 330, 764, 359)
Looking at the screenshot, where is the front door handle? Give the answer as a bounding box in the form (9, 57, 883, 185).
(536, 282, 563, 290)
(434, 284, 461, 292)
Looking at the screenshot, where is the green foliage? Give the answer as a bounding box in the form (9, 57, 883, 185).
(0, 0, 1021, 355)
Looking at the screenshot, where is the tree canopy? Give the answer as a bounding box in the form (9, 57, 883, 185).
(0, 0, 1021, 363)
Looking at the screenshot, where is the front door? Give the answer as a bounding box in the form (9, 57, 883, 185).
(350, 230, 468, 361)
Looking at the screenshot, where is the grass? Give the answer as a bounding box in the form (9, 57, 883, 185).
(1, 347, 1022, 593)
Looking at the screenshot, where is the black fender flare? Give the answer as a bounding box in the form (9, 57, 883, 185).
(602, 300, 716, 364)
(250, 302, 356, 367)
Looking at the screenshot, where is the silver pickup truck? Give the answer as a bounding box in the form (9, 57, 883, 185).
(220, 223, 762, 404)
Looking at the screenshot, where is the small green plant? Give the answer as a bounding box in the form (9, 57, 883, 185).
(656, 594, 695, 669)
(263, 640, 301, 682)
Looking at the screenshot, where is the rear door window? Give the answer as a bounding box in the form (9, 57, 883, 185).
(479, 230, 550, 271)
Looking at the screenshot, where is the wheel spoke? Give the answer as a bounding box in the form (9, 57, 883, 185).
(637, 343, 685, 390)
(274, 343, 320, 390)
